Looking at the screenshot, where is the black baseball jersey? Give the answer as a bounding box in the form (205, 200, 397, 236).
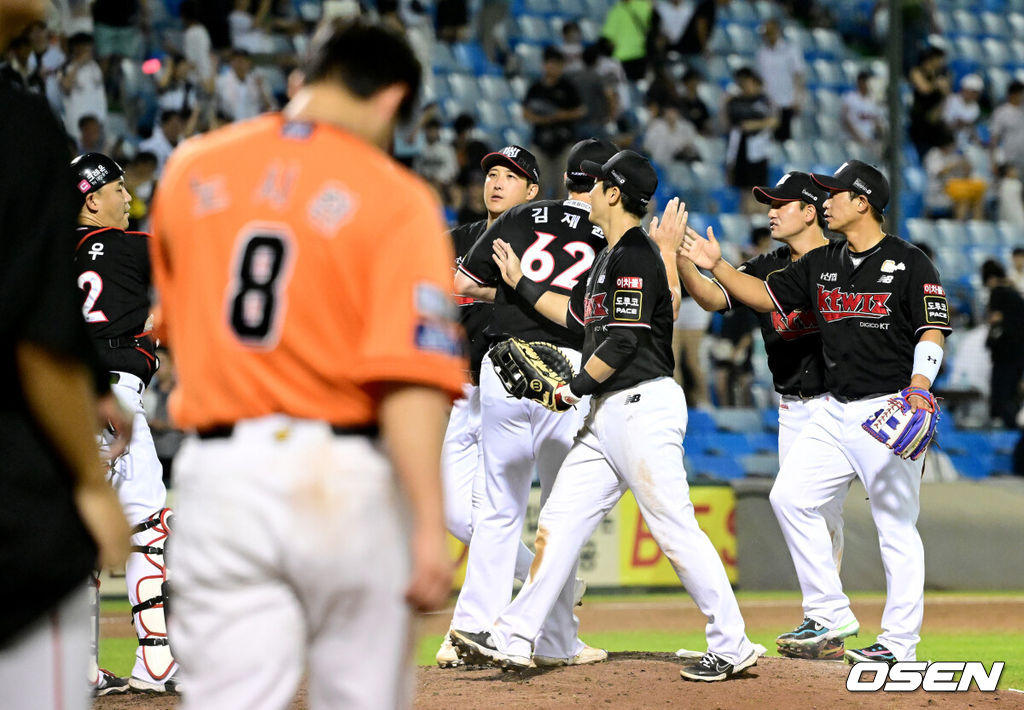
(73, 225, 157, 382)
(459, 199, 606, 350)
(450, 219, 492, 382)
(716, 244, 828, 397)
(765, 235, 952, 401)
(568, 226, 675, 395)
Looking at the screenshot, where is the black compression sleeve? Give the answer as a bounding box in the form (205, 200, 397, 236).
(592, 327, 640, 369)
(515, 277, 547, 306)
(569, 369, 601, 396)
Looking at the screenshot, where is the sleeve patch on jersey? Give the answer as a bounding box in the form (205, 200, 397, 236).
(923, 283, 945, 296)
(414, 321, 464, 358)
(415, 282, 457, 320)
(924, 295, 949, 324)
(616, 276, 643, 288)
(612, 289, 643, 321)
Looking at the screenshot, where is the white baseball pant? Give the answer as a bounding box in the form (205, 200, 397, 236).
(0, 580, 91, 710)
(776, 393, 847, 569)
(489, 377, 754, 665)
(102, 372, 176, 685)
(770, 393, 925, 661)
(441, 382, 534, 581)
(169, 416, 413, 710)
(450, 349, 586, 659)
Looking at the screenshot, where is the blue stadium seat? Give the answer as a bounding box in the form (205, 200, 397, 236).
(995, 221, 1023, 244)
(477, 102, 508, 131)
(982, 38, 1010, 67)
(511, 15, 552, 44)
(810, 59, 845, 89)
(745, 431, 778, 453)
(432, 43, 461, 73)
(711, 408, 763, 432)
(453, 42, 501, 76)
(514, 43, 543, 77)
(811, 28, 845, 59)
(741, 452, 780, 476)
(686, 454, 747, 480)
(761, 407, 780, 432)
(950, 453, 995, 479)
(952, 9, 981, 36)
(447, 73, 483, 103)
(985, 430, 1021, 454)
(695, 432, 756, 456)
(478, 75, 514, 102)
(719, 213, 752, 241)
(688, 409, 717, 434)
(965, 220, 1000, 246)
(578, 17, 600, 43)
(980, 11, 1008, 37)
(905, 218, 931, 244)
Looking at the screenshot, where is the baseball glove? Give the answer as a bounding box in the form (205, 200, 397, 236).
(861, 386, 940, 461)
(489, 337, 576, 412)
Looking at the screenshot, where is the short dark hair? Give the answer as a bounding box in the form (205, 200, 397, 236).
(1008, 80, 1024, 96)
(981, 258, 1006, 282)
(914, 241, 935, 261)
(78, 114, 100, 129)
(303, 19, 422, 124)
(543, 45, 565, 63)
(602, 179, 647, 218)
(682, 68, 702, 83)
(132, 151, 159, 167)
(423, 117, 442, 130)
(453, 113, 475, 133)
(848, 191, 884, 223)
(1013, 246, 1024, 256)
(750, 226, 771, 244)
(805, 202, 827, 230)
(565, 175, 595, 194)
(160, 109, 182, 124)
(68, 32, 93, 50)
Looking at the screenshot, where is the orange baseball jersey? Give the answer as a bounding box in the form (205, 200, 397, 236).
(149, 115, 467, 430)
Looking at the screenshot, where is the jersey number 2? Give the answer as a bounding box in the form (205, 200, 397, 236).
(78, 271, 108, 323)
(521, 232, 595, 289)
(228, 231, 292, 345)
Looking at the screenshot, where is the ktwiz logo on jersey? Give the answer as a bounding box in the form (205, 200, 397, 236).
(817, 285, 891, 321)
(583, 292, 608, 324)
(771, 309, 818, 340)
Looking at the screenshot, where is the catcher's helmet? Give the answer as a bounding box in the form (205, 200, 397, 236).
(71, 152, 124, 199)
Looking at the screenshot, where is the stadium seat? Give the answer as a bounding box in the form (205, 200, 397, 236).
(745, 431, 779, 453)
(905, 218, 932, 244)
(718, 213, 752, 240)
(761, 407, 780, 432)
(949, 453, 995, 479)
(431, 43, 460, 73)
(447, 73, 483, 103)
(741, 452, 780, 476)
(514, 43, 543, 77)
(982, 38, 1010, 67)
(686, 453, 747, 481)
(478, 75, 514, 102)
(688, 409, 717, 434)
(980, 11, 1008, 38)
(965, 220, 1000, 246)
(511, 15, 551, 44)
(952, 9, 981, 37)
(577, 17, 600, 43)
(453, 42, 500, 76)
(711, 408, 763, 432)
(811, 28, 845, 59)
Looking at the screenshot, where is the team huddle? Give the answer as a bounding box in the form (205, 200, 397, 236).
(434, 145, 951, 680)
(59, 18, 955, 707)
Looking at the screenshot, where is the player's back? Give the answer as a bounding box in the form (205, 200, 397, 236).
(151, 115, 465, 430)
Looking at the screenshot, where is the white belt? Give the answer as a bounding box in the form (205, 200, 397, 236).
(111, 371, 145, 394)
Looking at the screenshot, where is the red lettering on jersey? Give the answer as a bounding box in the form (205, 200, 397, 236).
(816, 285, 891, 322)
(454, 295, 475, 306)
(923, 283, 945, 296)
(771, 309, 819, 340)
(584, 292, 608, 324)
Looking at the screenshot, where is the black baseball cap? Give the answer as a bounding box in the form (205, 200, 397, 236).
(752, 171, 827, 207)
(566, 137, 619, 182)
(580, 150, 658, 207)
(480, 145, 540, 183)
(71, 152, 124, 199)
(811, 160, 889, 212)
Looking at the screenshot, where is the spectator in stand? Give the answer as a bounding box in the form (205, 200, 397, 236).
(26, 20, 64, 112)
(215, 48, 277, 121)
(650, 0, 697, 60)
(436, 0, 470, 43)
(923, 128, 986, 220)
(991, 81, 1024, 182)
(569, 43, 616, 140)
(746, 225, 772, 259)
(157, 54, 199, 127)
(908, 46, 952, 161)
(456, 171, 487, 225)
(91, 0, 145, 70)
(139, 109, 185, 176)
(143, 347, 185, 484)
(60, 32, 106, 140)
(229, 0, 273, 54)
(522, 45, 585, 198)
(996, 164, 1024, 226)
(755, 18, 804, 143)
(124, 152, 159, 230)
(679, 68, 711, 135)
(982, 259, 1024, 428)
(709, 305, 759, 407)
(76, 114, 120, 155)
(725, 67, 777, 215)
(841, 70, 885, 160)
(452, 112, 490, 186)
(943, 73, 984, 150)
(594, 36, 632, 122)
(645, 64, 681, 119)
(1010, 247, 1024, 294)
(673, 284, 713, 407)
(643, 103, 700, 163)
(601, 0, 653, 81)
(414, 116, 459, 198)
(560, 20, 585, 73)
(4, 31, 40, 91)
(181, 0, 216, 94)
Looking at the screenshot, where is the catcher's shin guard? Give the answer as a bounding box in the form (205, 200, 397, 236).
(128, 507, 177, 682)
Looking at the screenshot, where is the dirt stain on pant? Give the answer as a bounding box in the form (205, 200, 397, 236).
(528, 525, 548, 584)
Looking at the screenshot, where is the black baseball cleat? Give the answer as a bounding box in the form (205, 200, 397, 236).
(92, 668, 130, 696)
(450, 629, 533, 669)
(844, 642, 898, 666)
(679, 649, 758, 682)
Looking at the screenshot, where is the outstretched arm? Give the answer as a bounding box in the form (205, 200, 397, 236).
(648, 197, 687, 320)
(680, 225, 775, 313)
(492, 238, 570, 326)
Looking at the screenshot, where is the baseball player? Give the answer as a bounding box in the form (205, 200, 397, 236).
(449, 138, 619, 666)
(71, 152, 179, 694)
(437, 145, 539, 667)
(0, 14, 129, 707)
(680, 160, 952, 664)
(150, 21, 465, 710)
(675, 171, 849, 659)
(454, 151, 760, 682)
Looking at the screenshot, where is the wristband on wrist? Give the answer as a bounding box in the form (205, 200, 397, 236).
(569, 369, 601, 397)
(911, 340, 943, 385)
(514, 277, 546, 306)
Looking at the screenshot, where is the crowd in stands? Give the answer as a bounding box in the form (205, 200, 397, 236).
(3, 0, 1021, 474)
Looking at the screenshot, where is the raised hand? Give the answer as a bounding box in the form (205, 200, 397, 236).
(649, 197, 689, 255)
(492, 238, 524, 288)
(680, 225, 723, 271)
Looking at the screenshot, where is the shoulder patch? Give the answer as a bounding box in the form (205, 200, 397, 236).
(612, 290, 642, 321)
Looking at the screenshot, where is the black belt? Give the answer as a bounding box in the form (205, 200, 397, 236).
(197, 423, 379, 440)
(831, 391, 892, 403)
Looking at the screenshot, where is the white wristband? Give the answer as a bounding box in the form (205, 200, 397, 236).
(912, 340, 944, 385)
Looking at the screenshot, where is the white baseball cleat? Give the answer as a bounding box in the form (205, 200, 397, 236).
(436, 633, 464, 668)
(533, 645, 608, 667)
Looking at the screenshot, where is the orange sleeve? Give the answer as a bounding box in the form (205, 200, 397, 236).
(352, 180, 467, 397)
(147, 164, 174, 350)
